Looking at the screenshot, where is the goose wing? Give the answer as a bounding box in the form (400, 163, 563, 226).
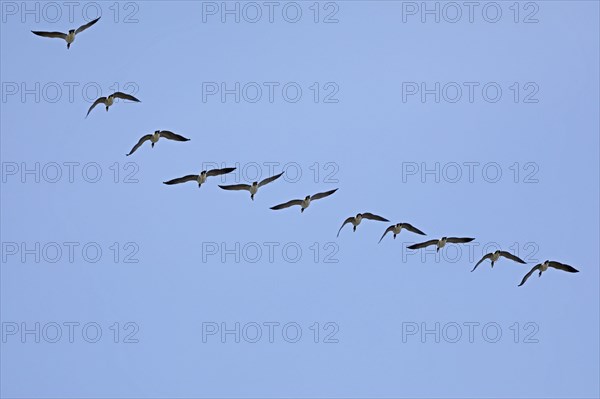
(163, 175, 199, 185)
(159, 130, 190, 142)
(310, 188, 338, 201)
(446, 237, 475, 244)
(362, 213, 389, 222)
(337, 217, 355, 237)
(85, 96, 107, 117)
(111, 92, 141, 102)
(499, 251, 526, 264)
(378, 225, 396, 243)
(401, 223, 426, 235)
(548, 261, 579, 273)
(31, 31, 68, 40)
(75, 16, 101, 34)
(219, 184, 251, 192)
(518, 264, 542, 286)
(258, 172, 284, 188)
(126, 134, 152, 156)
(407, 239, 439, 250)
(207, 167, 235, 177)
(270, 199, 303, 210)
(471, 253, 493, 272)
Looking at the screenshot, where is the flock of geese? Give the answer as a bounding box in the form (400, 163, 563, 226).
(30, 17, 580, 287)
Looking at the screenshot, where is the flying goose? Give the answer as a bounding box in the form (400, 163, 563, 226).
(164, 168, 236, 188)
(471, 250, 526, 272)
(337, 213, 389, 237)
(379, 223, 426, 243)
(407, 237, 475, 252)
(32, 17, 100, 49)
(86, 92, 141, 117)
(219, 172, 284, 200)
(270, 188, 338, 213)
(126, 130, 190, 156)
(518, 260, 579, 287)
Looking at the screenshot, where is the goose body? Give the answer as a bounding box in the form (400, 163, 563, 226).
(249, 184, 258, 197)
(197, 173, 208, 186)
(65, 30, 76, 45)
(301, 196, 312, 210)
(438, 237, 448, 250)
(150, 131, 161, 144)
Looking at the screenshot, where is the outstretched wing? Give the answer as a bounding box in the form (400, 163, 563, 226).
(126, 134, 152, 156)
(446, 237, 475, 244)
(31, 31, 68, 40)
(258, 172, 284, 188)
(159, 130, 190, 142)
(499, 251, 526, 264)
(85, 97, 107, 117)
(548, 261, 579, 273)
(270, 199, 303, 210)
(518, 264, 542, 287)
(471, 253, 493, 272)
(311, 188, 338, 201)
(362, 213, 389, 222)
(402, 223, 426, 235)
(407, 239, 438, 250)
(219, 184, 251, 192)
(207, 167, 235, 177)
(378, 225, 395, 243)
(111, 92, 141, 102)
(337, 217, 355, 237)
(163, 175, 199, 185)
(75, 16, 101, 34)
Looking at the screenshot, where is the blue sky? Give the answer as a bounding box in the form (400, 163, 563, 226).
(1, 1, 599, 398)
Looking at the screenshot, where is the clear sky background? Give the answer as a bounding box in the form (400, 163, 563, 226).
(1, 1, 599, 398)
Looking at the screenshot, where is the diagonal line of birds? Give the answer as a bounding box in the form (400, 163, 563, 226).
(29, 17, 580, 287)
